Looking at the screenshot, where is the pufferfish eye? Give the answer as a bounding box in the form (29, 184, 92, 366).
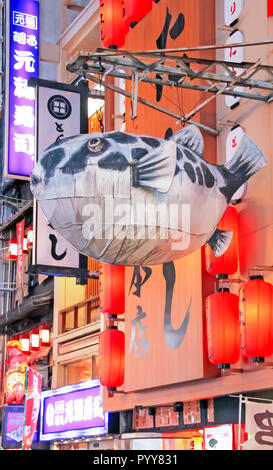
(88, 137, 103, 152)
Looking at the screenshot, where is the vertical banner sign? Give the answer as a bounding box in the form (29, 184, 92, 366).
(242, 400, 273, 450)
(5, 0, 39, 178)
(224, 0, 244, 26)
(22, 367, 42, 450)
(16, 219, 24, 288)
(34, 83, 84, 269)
(224, 30, 245, 109)
(226, 126, 247, 202)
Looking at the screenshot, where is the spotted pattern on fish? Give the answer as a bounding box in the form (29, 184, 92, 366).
(132, 147, 148, 161)
(184, 162, 196, 183)
(98, 152, 129, 171)
(41, 147, 66, 183)
(109, 131, 138, 144)
(201, 162, 215, 188)
(141, 137, 161, 148)
(196, 166, 204, 186)
(176, 148, 183, 161)
(183, 148, 197, 163)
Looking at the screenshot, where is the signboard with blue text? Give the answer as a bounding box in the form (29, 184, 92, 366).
(5, 0, 39, 179)
(40, 380, 108, 441)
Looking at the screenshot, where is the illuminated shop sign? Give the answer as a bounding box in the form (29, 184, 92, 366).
(5, 0, 39, 178)
(40, 380, 108, 441)
(2, 405, 38, 449)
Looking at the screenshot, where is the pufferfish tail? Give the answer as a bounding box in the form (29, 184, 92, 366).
(219, 134, 267, 202)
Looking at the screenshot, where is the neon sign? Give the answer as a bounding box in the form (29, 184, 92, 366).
(5, 0, 39, 178)
(40, 380, 108, 441)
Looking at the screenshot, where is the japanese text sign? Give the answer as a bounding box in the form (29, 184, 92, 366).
(40, 380, 108, 441)
(224, 0, 244, 26)
(5, 0, 39, 178)
(243, 400, 273, 450)
(23, 367, 42, 450)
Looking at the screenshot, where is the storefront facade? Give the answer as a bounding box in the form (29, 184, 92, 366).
(50, 0, 273, 451)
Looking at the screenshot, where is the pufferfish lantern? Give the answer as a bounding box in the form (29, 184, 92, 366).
(30, 125, 267, 266)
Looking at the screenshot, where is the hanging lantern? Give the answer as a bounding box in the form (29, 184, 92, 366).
(26, 225, 33, 249)
(240, 276, 273, 363)
(8, 239, 18, 260)
(19, 333, 30, 356)
(99, 326, 125, 389)
(30, 329, 40, 351)
(100, 264, 125, 316)
(23, 237, 28, 254)
(205, 206, 239, 277)
(206, 289, 240, 368)
(123, 0, 153, 29)
(38, 323, 51, 347)
(100, 0, 127, 49)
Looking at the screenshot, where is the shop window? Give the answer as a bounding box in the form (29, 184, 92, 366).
(64, 355, 99, 385)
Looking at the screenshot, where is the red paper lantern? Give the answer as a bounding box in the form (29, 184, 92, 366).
(26, 226, 33, 249)
(8, 239, 18, 260)
(240, 276, 273, 363)
(19, 333, 30, 356)
(122, 0, 153, 29)
(30, 329, 40, 351)
(205, 206, 239, 277)
(38, 323, 51, 347)
(100, 0, 127, 49)
(100, 264, 125, 316)
(206, 289, 240, 368)
(99, 327, 125, 389)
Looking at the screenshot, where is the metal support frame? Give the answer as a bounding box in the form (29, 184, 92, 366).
(66, 41, 273, 136)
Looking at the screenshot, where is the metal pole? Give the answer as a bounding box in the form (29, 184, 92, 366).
(87, 73, 219, 136)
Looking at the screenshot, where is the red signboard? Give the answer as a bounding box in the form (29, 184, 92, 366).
(268, 0, 273, 17)
(16, 219, 24, 286)
(23, 368, 42, 450)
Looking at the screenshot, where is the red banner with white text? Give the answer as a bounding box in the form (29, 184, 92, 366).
(23, 367, 42, 450)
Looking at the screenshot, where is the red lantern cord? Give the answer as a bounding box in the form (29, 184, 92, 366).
(240, 276, 273, 363)
(206, 289, 240, 369)
(205, 206, 239, 277)
(99, 327, 125, 389)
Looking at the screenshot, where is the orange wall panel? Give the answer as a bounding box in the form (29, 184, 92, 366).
(103, 0, 217, 411)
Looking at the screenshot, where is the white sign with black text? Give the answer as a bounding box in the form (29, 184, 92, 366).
(34, 85, 81, 268)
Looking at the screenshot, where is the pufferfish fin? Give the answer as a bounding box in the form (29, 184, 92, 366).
(207, 229, 233, 257)
(168, 124, 204, 156)
(132, 140, 177, 193)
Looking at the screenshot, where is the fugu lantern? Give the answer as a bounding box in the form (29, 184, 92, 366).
(100, 264, 125, 316)
(240, 276, 273, 362)
(99, 326, 125, 390)
(206, 289, 240, 368)
(100, 0, 127, 49)
(122, 0, 153, 29)
(205, 206, 239, 277)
